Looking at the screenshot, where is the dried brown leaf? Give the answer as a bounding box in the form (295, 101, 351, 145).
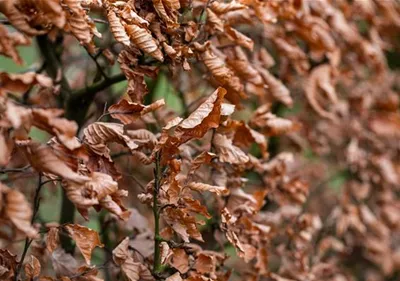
(63, 0, 93, 45)
(224, 26, 254, 50)
(32, 108, 81, 150)
(194, 253, 215, 275)
(64, 224, 104, 265)
(210, 1, 247, 14)
(125, 24, 164, 61)
(194, 42, 244, 104)
(0, 72, 52, 94)
(166, 272, 182, 281)
(51, 248, 78, 277)
(0, 1, 47, 35)
(305, 64, 338, 121)
(1, 183, 37, 238)
(158, 87, 226, 161)
(112, 237, 149, 281)
(107, 9, 131, 46)
(83, 122, 139, 157)
(187, 182, 229, 196)
(0, 24, 30, 64)
(24, 255, 41, 280)
(256, 66, 293, 107)
(170, 248, 190, 274)
(46, 227, 60, 254)
(18, 142, 89, 183)
(0, 249, 18, 281)
(108, 99, 165, 125)
(213, 133, 249, 164)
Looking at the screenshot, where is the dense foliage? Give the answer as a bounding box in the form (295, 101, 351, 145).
(0, 0, 399, 281)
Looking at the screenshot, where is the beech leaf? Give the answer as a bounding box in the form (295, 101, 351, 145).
(64, 224, 104, 265)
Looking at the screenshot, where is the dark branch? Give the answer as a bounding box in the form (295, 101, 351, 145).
(14, 174, 43, 281)
(0, 165, 30, 174)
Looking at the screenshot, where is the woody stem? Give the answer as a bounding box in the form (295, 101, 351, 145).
(14, 174, 43, 281)
(152, 151, 162, 274)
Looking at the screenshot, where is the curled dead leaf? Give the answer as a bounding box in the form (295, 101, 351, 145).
(213, 133, 249, 165)
(46, 226, 60, 254)
(125, 24, 164, 62)
(187, 182, 229, 196)
(84, 122, 139, 157)
(32, 108, 81, 150)
(0, 71, 52, 94)
(108, 99, 165, 125)
(1, 183, 37, 238)
(18, 141, 89, 183)
(24, 255, 41, 280)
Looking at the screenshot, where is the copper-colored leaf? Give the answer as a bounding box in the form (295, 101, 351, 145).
(305, 64, 338, 121)
(64, 224, 104, 265)
(166, 272, 182, 281)
(24, 255, 41, 280)
(194, 253, 215, 275)
(194, 42, 244, 104)
(187, 182, 229, 196)
(158, 87, 226, 161)
(107, 9, 131, 46)
(177, 87, 226, 137)
(256, 66, 293, 107)
(0, 24, 30, 64)
(0, 72, 52, 94)
(108, 99, 165, 124)
(0, 249, 18, 281)
(0, 130, 13, 167)
(112, 237, 150, 281)
(18, 142, 89, 183)
(210, 1, 247, 14)
(369, 113, 400, 138)
(169, 248, 190, 274)
(164, 208, 203, 242)
(1, 183, 37, 238)
(63, 0, 94, 45)
(213, 133, 249, 164)
(125, 24, 164, 62)
(225, 26, 254, 50)
(51, 248, 78, 277)
(63, 172, 124, 220)
(83, 122, 139, 157)
(46, 227, 60, 254)
(0, 1, 47, 35)
(206, 8, 224, 32)
(32, 108, 81, 150)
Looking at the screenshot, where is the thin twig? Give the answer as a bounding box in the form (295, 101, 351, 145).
(159, 204, 176, 213)
(22, 62, 47, 103)
(66, 264, 108, 280)
(0, 165, 30, 174)
(192, 0, 213, 43)
(186, 94, 205, 111)
(111, 151, 131, 159)
(14, 174, 43, 281)
(198, 0, 212, 24)
(86, 47, 109, 80)
(119, 172, 146, 191)
(0, 18, 10, 25)
(93, 18, 109, 24)
(41, 178, 62, 186)
(71, 73, 126, 99)
(128, 245, 147, 260)
(177, 91, 189, 118)
(96, 110, 138, 122)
